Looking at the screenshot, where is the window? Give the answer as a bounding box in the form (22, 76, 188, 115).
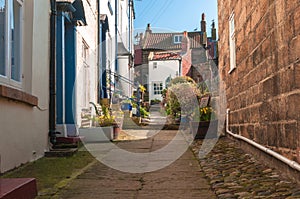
(82, 39, 89, 106)
(229, 12, 236, 73)
(0, 0, 23, 85)
(153, 62, 157, 69)
(82, 40, 89, 63)
(120, 5, 122, 33)
(174, 35, 182, 44)
(153, 82, 163, 95)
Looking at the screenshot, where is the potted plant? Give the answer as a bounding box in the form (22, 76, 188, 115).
(96, 106, 116, 140)
(190, 106, 218, 139)
(111, 110, 124, 140)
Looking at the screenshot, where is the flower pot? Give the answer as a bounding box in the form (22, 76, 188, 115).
(113, 125, 121, 140)
(190, 120, 218, 139)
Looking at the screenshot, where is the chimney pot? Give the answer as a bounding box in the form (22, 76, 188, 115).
(201, 13, 206, 33)
(146, 23, 152, 33)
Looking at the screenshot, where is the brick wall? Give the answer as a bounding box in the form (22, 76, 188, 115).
(218, 0, 300, 162)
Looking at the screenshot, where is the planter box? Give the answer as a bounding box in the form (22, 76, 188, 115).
(190, 120, 218, 139)
(79, 126, 113, 142)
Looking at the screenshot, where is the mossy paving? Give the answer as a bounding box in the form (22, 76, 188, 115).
(191, 137, 300, 199)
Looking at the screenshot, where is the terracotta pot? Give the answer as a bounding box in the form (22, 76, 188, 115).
(190, 120, 218, 139)
(113, 126, 121, 139)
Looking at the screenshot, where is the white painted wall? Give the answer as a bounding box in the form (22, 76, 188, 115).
(100, 0, 117, 94)
(75, 0, 98, 128)
(118, 55, 132, 98)
(148, 60, 181, 102)
(0, 0, 50, 173)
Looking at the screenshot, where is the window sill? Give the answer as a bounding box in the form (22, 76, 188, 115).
(0, 85, 38, 106)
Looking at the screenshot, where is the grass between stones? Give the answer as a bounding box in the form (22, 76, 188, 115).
(0, 147, 96, 197)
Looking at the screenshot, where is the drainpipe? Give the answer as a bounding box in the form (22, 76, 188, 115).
(113, 0, 118, 105)
(179, 59, 182, 76)
(115, 0, 118, 72)
(49, 0, 57, 145)
(128, 0, 131, 53)
(97, 0, 101, 103)
(226, 109, 300, 171)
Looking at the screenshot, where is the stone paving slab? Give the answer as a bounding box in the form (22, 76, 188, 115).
(191, 137, 300, 199)
(55, 130, 217, 199)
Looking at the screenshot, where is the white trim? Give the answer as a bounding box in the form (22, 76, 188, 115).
(0, 0, 23, 89)
(229, 11, 236, 73)
(152, 81, 163, 95)
(173, 35, 183, 44)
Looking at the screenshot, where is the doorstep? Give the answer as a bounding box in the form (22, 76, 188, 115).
(0, 178, 37, 199)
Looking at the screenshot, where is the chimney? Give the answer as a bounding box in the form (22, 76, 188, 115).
(183, 31, 188, 37)
(139, 33, 144, 45)
(201, 13, 206, 33)
(146, 23, 152, 34)
(181, 31, 188, 54)
(211, 20, 216, 40)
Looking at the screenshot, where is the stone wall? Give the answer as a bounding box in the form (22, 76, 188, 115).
(218, 0, 300, 162)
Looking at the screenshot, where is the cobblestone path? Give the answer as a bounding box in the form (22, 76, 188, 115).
(191, 138, 300, 199)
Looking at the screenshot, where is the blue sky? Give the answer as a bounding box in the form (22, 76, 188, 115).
(133, 0, 218, 36)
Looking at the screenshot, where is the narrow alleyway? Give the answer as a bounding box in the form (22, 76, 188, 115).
(148, 104, 167, 126)
(54, 130, 217, 199)
(49, 107, 300, 199)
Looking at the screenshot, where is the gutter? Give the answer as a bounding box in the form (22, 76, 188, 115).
(226, 109, 300, 172)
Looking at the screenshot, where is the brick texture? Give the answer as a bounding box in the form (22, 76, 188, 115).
(218, 0, 300, 162)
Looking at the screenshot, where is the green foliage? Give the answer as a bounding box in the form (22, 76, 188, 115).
(199, 106, 215, 121)
(140, 106, 149, 117)
(191, 106, 216, 122)
(198, 81, 210, 96)
(97, 106, 116, 127)
(150, 99, 161, 105)
(170, 76, 196, 86)
(165, 91, 180, 118)
(165, 80, 200, 117)
(161, 89, 167, 99)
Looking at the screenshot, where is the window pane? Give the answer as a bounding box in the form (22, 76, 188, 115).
(11, 0, 21, 82)
(0, 0, 6, 76)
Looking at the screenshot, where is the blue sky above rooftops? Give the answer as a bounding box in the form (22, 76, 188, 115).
(134, 0, 218, 36)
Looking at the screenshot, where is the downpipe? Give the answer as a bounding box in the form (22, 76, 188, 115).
(226, 109, 300, 172)
(49, 0, 57, 145)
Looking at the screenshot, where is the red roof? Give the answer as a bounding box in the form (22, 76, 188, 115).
(150, 52, 181, 61)
(142, 31, 205, 50)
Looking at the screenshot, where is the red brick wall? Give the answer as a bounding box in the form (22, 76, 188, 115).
(218, 0, 300, 162)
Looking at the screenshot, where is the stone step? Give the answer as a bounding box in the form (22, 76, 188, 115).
(45, 148, 78, 157)
(0, 178, 37, 199)
(56, 136, 82, 145)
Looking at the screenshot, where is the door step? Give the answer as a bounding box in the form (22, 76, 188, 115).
(45, 148, 78, 157)
(0, 178, 37, 199)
